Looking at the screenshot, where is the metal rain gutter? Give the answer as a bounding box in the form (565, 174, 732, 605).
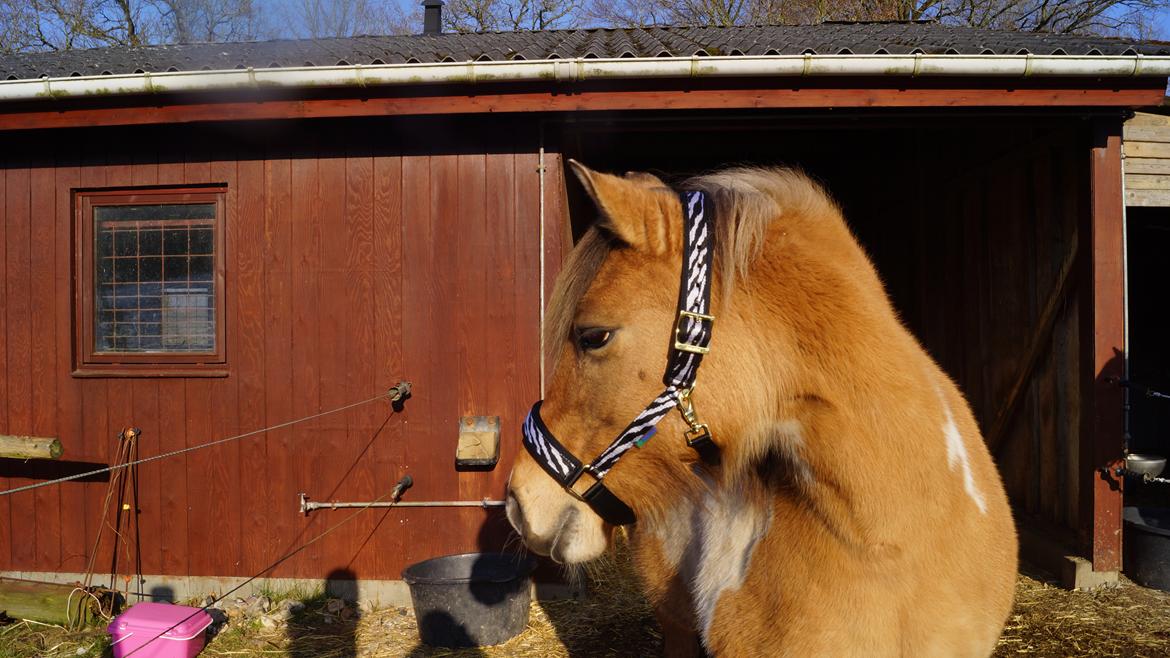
(2, 53, 1169, 103)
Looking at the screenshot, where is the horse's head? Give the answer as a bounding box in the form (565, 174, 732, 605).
(506, 161, 778, 563)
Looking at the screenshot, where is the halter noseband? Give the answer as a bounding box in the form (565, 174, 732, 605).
(521, 190, 719, 526)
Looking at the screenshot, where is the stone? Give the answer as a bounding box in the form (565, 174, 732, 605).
(280, 599, 305, 614)
(244, 595, 270, 617)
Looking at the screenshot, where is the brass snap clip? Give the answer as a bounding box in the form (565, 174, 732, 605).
(676, 387, 720, 465)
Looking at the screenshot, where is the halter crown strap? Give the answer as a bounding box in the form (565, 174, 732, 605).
(521, 190, 716, 526)
(665, 190, 715, 389)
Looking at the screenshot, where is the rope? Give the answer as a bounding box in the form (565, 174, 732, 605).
(0, 382, 409, 497)
(65, 587, 113, 629)
(121, 476, 412, 658)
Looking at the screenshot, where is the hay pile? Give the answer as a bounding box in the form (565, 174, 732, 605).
(202, 551, 663, 658)
(994, 570, 1170, 657)
(191, 562, 1170, 657)
(3, 561, 1169, 657)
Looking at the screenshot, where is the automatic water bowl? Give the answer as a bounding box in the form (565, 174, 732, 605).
(1126, 453, 1168, 481)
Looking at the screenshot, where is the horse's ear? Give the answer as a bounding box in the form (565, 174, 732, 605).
(568, 159, 680, 255)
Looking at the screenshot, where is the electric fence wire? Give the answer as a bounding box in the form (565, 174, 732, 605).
(0, 383, 409, 498)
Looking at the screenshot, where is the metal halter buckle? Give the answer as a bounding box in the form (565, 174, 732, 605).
(673, 310, 715, 355)
(565, 463, 603, 503)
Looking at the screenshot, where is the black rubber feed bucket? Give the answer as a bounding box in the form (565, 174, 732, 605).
(1124, 507, 1170, 592)
(402, 552, 536, 648)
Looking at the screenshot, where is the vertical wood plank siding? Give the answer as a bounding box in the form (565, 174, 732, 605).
(0, 118, 545, 580)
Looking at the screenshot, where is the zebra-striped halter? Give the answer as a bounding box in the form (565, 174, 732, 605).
(521, 190, 718, 526)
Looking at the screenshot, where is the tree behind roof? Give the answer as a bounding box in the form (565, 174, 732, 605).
(0, 0, 1164, 53)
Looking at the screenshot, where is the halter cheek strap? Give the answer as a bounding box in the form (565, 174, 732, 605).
(521, 190, 718, 527)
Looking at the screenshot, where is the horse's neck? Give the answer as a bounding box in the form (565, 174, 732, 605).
(727, 247, 952, 548)
(636, 218, 1001, 647)
(639, 475, 774, 646)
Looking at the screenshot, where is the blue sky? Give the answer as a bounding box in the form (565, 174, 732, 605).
(268, 2, 1170, 40)
(1155, 9, 1170, 39)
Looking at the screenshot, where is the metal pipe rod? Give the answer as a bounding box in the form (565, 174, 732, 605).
(1119, 469, 1170, 485)
(298, 491, 505, 514)
(4, 55, 1170, 103)
(308, 500, 505, 509)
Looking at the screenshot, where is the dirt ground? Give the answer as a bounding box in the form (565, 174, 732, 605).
(2, 564, 1169, 657)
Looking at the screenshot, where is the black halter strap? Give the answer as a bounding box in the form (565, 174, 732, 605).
(521, 190, 717, 526)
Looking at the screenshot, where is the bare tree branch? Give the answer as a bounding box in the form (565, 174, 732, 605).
(443, 0, 582, 32)
(2, 0, 1167, 53)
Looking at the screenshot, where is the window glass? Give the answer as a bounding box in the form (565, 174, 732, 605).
(93, 203, 217, 353)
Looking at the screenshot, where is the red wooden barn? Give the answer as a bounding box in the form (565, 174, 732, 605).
(0, 17, 1168, 601)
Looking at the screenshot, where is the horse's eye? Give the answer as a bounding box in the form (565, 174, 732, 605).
(576, 328, 614, 352)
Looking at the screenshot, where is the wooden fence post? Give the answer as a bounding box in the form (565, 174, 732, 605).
(1081, 115, 1127, 573)
(0, 435, 62, 460)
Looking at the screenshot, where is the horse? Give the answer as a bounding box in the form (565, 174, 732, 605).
(505, 161, 1017, 657)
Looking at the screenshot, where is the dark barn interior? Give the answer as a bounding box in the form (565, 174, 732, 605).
(557, 110, 1094, 553)
(1126, 205, 1170, 509)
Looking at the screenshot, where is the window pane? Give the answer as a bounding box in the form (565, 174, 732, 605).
(95, 203, 214, 222)
(139, 229, 162, 256)
(190, 228, 213, 255)
(190, 256, 213, 282)
(164, 229, 189, 255)
(93, 202, 216, 354)
(114, 257, 138, 283)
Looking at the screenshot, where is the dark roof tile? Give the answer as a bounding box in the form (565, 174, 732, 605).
(3, 23, 1169, 81)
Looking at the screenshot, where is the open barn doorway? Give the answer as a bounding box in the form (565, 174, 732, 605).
(1126, 206, 1170, 510)
(553, 109, 1099, 566)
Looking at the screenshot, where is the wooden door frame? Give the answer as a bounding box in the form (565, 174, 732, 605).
(1081, 115, 1127, 573)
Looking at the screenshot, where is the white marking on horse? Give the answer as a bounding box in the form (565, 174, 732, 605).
(654, 501, 693, 571)
(939, 392, 988, 514)
(649, 421, 802, 646)
(690, 484, 771, 645)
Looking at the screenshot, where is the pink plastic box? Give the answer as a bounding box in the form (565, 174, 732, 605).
(108, 602, 213, 658)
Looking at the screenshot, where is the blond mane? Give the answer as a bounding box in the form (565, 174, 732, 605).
(545, 167, 840, 368)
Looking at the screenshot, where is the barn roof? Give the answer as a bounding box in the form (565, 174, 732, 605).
(3, 22, 1170, 81)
